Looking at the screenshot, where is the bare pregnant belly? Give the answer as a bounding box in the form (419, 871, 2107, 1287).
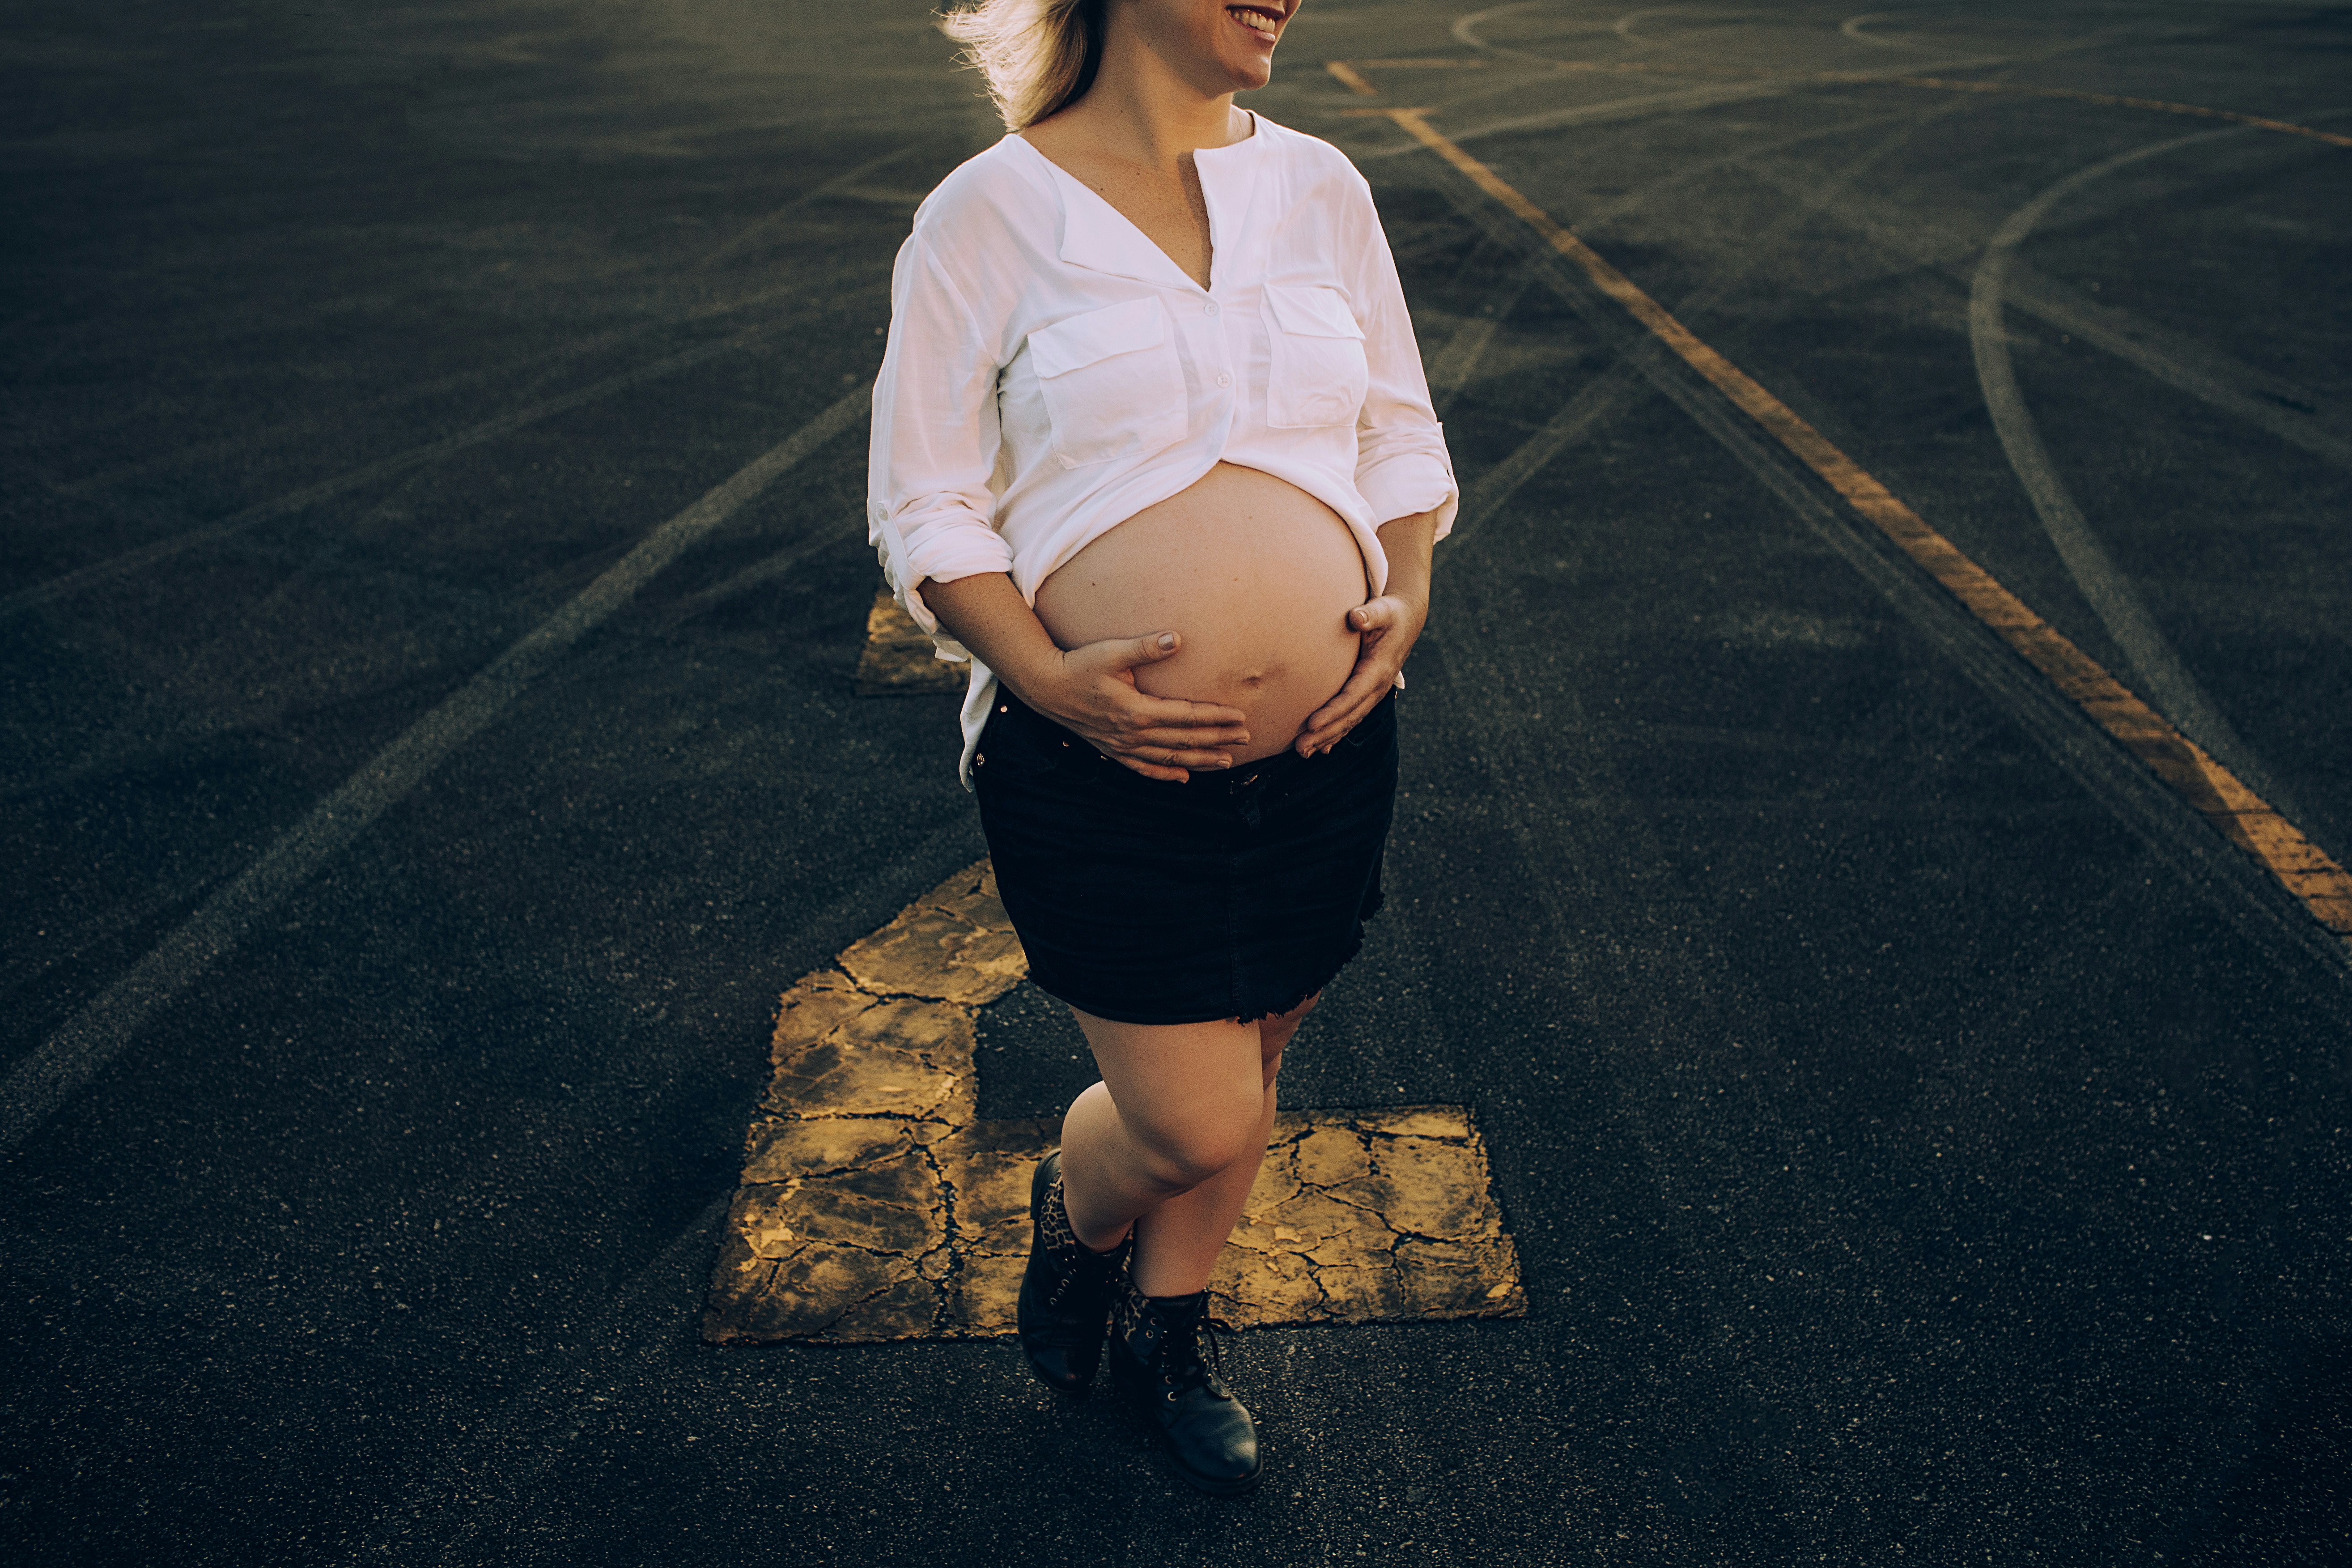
(1034, 463, 1367, 767)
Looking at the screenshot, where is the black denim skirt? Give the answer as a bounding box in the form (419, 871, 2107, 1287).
(971, 684, 1398, 1026)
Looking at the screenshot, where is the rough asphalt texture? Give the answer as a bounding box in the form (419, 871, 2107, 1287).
(4, 1, 2349, 1562)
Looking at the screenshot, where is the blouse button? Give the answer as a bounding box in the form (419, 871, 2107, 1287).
(1216, 372, 1232, 388)
(1205, 301, 1220, 317)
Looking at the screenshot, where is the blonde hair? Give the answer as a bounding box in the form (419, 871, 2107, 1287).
(939, 0, 1106, 132)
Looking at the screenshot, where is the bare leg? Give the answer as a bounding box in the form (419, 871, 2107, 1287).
(1059, 993, 1321, 1297)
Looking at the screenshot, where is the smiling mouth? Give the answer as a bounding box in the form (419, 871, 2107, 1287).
(1227, 5, 1282, 42)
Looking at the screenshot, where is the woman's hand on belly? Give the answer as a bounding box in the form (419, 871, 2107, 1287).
(1029, 630, 1253, 784)
(1293, 589, 1428, 757)
(1291, 505, 1441, 757)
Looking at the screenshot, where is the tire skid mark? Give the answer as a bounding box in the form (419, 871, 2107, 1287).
(1970, 128, 2296, 822)
(1359, 103, 2352, 957)
(1716, 140, 2351, 472)
(2002, 261, 2352, 475)
(1329, 52, 2352, 150)
(1452, 82, 1979, 540)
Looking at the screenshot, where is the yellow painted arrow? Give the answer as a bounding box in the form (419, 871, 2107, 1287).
(702, 861, 1525, 1345)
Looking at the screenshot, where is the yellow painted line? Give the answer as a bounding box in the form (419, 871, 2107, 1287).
(703, 861, 1525, 1343)
(1354, 105, 2352, 953)
(1332, 59, 2352, 150)
(855, 583, 964, 695)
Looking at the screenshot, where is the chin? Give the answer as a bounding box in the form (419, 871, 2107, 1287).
(1204, 3, 1284, 92)
(1207, 42, 1276, 93)
(1193, 39, 1273, 94)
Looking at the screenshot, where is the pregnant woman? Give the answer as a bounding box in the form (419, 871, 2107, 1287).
(868, 0, 1455, 1494)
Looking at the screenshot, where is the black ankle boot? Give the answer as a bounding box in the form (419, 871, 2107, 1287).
(1015, 1151, 1128, 1395)
(1108, 1282, 1263, 1496)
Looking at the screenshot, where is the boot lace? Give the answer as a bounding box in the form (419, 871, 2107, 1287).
(1039, 1253, 1117, 1344)
(1154, 1304, 1234, 1402)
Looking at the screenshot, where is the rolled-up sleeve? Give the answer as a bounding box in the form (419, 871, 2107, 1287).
(1345, 178, 1458, 541)
(866, 233, 1014, 651)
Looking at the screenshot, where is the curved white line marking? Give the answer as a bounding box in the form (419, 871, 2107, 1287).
(1970, 127, 2284, 807)
(1454, 1, 1545, 53)
(0, 390, 868, 1156)
(1711, 115, 2352, 467)
(1614, 7, 1680, 46)
(1841, 9, 1941, 53)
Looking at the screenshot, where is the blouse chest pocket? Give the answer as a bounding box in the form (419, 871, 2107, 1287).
(1261, 284, 1368, 430)
(1025, 297, 1189, 469)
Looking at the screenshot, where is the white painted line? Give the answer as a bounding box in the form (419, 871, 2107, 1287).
(1424, 313, 1506, 409)
(2003, 262, 2352, 475)
(0, 389, 868, 1156)
(1968, 128, 2285, 804)
(1452, 360, 1646, 541)
(648, 514, 868, 629)
(1719, 135, 2352, 469)
(1365, 79, 1808, 155)
(694, 138, 945, 272)
(1, 317, 820, 620)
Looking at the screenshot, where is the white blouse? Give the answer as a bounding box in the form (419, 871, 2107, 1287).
(865, 113, 1458, 783)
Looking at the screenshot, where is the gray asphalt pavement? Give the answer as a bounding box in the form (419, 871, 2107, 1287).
(4, 2, 2349, 1563)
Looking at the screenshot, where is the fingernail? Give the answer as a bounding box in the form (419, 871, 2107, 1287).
(1156, 633, 1176, 651)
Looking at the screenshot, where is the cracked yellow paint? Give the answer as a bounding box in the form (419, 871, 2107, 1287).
(702, 859, 1524, 1345)
(853, 584, 964, 696)
(1216, 1107, 1523, 1328)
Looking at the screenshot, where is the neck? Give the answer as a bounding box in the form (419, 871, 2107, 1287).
(1064, 17, 1248, 171)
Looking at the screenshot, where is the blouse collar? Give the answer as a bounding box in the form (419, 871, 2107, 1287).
(1009, 113, 1267, 294)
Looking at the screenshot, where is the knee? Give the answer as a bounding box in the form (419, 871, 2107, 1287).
(1126, 1093, 1267, 1189)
